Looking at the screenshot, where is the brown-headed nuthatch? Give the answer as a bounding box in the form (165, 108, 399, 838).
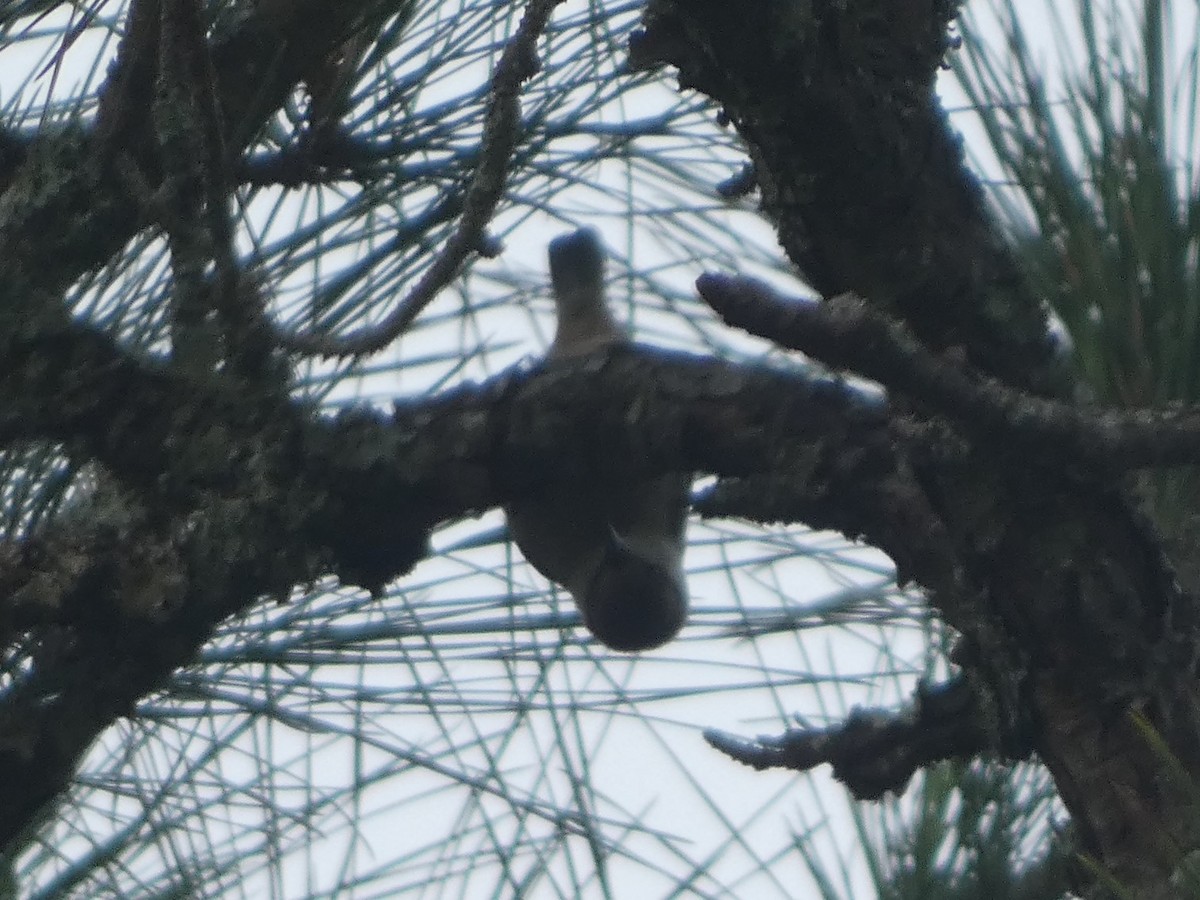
(504, 228, 690, 652)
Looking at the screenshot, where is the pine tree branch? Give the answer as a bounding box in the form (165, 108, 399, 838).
(698, 273, 1200, 471)
(275, 0, 566, 356)
(704, 675, 992, 799)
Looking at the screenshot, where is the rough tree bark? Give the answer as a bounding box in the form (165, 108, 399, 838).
(1, 1, 1199, 897)
(629, 2, 1200, 897)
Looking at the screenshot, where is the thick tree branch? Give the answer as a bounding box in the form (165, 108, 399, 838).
(698, 273, 1200, 471)
(630, 2, 1200, 890)
(0, 335, 956, 851)
(0, 0, 386, 331)
(629, 0, 1063, 397)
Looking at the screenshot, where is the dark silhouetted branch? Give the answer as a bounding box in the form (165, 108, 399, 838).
(705, 675, 992, 799)
(276, 0, 566, 356)
(698, 272, 1200, 471)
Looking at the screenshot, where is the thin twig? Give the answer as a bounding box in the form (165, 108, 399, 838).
(278, 0, 565, 357)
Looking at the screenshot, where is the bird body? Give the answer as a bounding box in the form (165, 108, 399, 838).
(504, 228, 690, 651)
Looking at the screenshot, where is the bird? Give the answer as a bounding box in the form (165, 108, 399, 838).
(504, 227, 690, 652)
